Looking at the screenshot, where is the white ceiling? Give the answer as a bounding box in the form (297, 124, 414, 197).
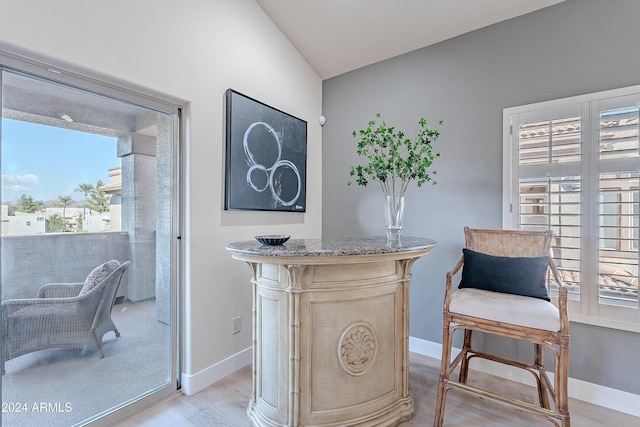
(255, 0, 565, 79)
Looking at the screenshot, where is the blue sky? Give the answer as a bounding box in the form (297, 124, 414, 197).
(1, 118, 119, 203)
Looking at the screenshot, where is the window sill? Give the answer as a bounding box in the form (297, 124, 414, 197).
(569, 313, 640, 334)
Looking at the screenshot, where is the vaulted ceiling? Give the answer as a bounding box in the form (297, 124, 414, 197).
(255, 0, 565, 79)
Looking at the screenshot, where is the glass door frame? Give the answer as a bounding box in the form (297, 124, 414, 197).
(0, 47, 182, 426)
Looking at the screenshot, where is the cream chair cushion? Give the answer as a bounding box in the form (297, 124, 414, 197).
(79, 260, 121, 296)
(449, 288, 560, 332)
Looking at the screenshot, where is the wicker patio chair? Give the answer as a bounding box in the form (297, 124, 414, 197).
(2, 260, 130, 374)
(434, 227, 570, 426)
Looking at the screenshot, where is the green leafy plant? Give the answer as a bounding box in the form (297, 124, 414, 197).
(348, 113, 443, 200)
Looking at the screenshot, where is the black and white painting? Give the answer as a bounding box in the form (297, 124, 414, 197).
(224, 89, 307, 211)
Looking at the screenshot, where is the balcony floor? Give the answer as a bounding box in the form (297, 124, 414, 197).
(2, 299, 171, 427)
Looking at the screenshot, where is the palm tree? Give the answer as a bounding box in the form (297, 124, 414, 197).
(74, 183, 94, 217)
(56, 195, 73, 231)
(88, 180, 110, 214)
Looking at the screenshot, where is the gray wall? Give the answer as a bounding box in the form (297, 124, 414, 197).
(322, 0, 640, 394)
(1, 232, 131, 300)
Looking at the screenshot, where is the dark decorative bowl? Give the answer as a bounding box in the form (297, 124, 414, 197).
(255, 235, 291, 246)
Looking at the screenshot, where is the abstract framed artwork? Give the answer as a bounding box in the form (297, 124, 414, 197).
(224, 89, 307, 212)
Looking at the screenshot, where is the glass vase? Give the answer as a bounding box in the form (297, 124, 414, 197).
(385, 195, 405, 243)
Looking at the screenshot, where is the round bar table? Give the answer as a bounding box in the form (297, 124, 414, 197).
(226, 236, 436, 427)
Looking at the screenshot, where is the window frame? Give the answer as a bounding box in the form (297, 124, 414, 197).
(504, 84, 640, 333)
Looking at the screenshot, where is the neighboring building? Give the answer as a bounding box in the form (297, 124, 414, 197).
(83, 212, 111, 233)
(3, 211, 46, 235)
(45, 207, 83, 232)
(99, 166, 122, 232)
(1, 166, 123, 236)
(1, 204, 8, 235)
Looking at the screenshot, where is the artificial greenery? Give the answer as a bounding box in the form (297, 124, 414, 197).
(348, 113, 443, 199)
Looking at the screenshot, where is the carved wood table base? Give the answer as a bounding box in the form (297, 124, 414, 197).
(227, 237, 436, 427)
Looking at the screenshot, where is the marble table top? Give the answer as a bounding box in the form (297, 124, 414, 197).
(225, 236, 437, 257)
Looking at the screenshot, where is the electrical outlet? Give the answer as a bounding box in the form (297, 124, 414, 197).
(232, 316, 241, 335)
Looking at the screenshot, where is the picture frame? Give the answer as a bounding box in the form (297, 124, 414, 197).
(224, 89, 307, 212)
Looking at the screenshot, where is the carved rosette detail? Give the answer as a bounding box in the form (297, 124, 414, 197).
(338, 323, 377, 376)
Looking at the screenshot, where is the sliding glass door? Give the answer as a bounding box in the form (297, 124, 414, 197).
(1, 58, 180, 426)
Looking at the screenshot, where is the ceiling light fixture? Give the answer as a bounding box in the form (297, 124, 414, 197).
(60, 114, 73, 122)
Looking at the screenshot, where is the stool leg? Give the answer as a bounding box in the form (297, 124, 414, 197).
(458, 329, 473, 384)
(557, 342, 571, 426)
(534, 343, 550, 409)
(435, 320, 453, 427)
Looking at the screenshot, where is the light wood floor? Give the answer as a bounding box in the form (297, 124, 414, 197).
(113, 353, 640, 427)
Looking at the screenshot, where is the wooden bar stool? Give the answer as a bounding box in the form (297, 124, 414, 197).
(434, 227, 570, 426)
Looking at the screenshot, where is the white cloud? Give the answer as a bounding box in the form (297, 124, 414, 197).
(2, 173, 40, 185)
(2, 173, 40, 197)
(4, 184, 29, 192)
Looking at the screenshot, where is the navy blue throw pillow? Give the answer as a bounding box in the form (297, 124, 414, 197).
(459, 248, 551, 302)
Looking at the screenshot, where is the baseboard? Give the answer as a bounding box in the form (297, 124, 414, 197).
(180, 339, 640, 417)
(409, 336, 640, 418)
(181, 347, 252, 395)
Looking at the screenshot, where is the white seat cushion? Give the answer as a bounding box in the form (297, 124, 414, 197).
(449, 288, 560, 332)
